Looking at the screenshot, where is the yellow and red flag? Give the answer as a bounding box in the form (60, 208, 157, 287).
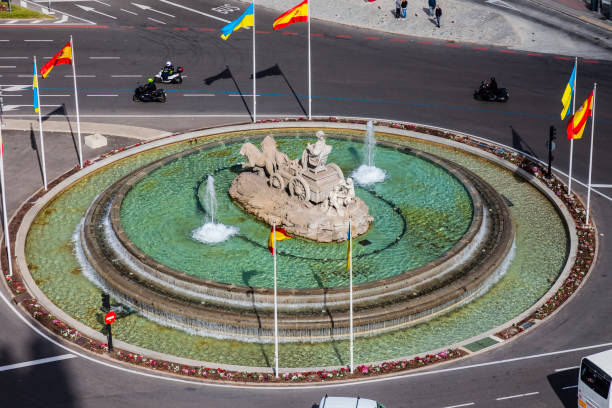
(40, 42, 72, 79)
(268, 227, 292, 254)
(272, 0, 308, 30)
(566, 91, 593, 140)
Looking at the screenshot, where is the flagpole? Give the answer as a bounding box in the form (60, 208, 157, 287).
(0, 110, 13, 277)
(307, 0, 311, 120)
(349, 219, 354, 374)
(252, 1, 257, 123)
(586, 83, 596, 225)
(568, 57, 577, 195)
(273, 221, 279, 378)
(34, 56, 47, 191)
(70, 35, 83, 169)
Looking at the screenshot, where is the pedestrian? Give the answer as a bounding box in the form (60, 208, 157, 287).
(428, 0, 436, 18)
(401, 0, 408, 17)
(435, 4, 442, 27)
(395, 0, 401, 18)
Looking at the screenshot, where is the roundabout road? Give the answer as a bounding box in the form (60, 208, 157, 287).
(1, 1, 612, 406)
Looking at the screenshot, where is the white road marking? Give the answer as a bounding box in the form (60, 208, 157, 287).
(24, 39, 54, 42)
(229, 94, 260, 97)
(2, 95, 23, 97)
(0, 57, 28, 59)
(0, 85, 31, 92)
(31, 20, 42, 24)
(86, 94, 118, 97)
(41, 94, 71, 97)
(5, 20, 18, 24)
(496, 391, 539, 401)
(93, 0, 111, 6)
(0, 354, 76, 372)
(64, 75, 96, 78)
(154, 0, 231, 23)
(54, 15, 69, 24)
(132, 2, 175, 18)
(18, 74, 41, 78)
(0, 66, 17, 69)
(591, 184, 612, 188)
(111, 75, 142, 78)
(3, 104, 61, 111)
(147, 17, 166, 24)
(183, 94, 215, 96)
(555, 366, 579, 372)
(120, 8, 138, 15)
(76, 4, 117, 19)
(89, 56, 120, 59)
(0, 40, 9, 42)
(562, 385, 578, 390)
(440, 403, 475, 408)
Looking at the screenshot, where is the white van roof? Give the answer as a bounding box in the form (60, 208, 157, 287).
(585, 349, 612, 373)
(319, 396, 378, 408)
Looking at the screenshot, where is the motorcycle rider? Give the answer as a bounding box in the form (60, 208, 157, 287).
(161, 61, 174, 81)
(144, 77, 156, 96)
(488, 77, 498, 92)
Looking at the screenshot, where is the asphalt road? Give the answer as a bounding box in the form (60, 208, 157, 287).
(0, 0, 611, 407)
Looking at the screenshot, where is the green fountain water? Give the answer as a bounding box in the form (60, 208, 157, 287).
(24, 128, 568, 368)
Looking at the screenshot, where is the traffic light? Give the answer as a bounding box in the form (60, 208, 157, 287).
(101, 293, 110, 312)
(550, 125, 557, 141)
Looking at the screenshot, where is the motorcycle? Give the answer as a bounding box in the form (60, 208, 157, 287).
(154, 66, 184, 84)
(133, 85, 167, 103)
(474, 81, 509, 102)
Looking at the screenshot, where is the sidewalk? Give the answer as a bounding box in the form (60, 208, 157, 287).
(254, 0, 612, 59)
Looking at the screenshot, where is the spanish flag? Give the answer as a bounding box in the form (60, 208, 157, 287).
(566, 91, 593, 140)
(221, 3, 254, 40)
(268, 226, 292, 254)
(273, 0, 308, 30)
(40, 42, 72, 79)
(560, 63, 576, 120)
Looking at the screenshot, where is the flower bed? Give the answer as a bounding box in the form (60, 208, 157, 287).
(2, 117, 595, 382)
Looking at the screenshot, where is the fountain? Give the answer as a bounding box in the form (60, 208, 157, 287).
(192, 175, 238, 244)
(352, 121, 386, 185)
(19, 123, 571, 368)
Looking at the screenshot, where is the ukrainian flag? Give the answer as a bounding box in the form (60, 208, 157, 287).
(560, 63, 576, 120)
(221, 3, 254, 40)
(33, 60, 39, 114)
(346, 221, 352, 270)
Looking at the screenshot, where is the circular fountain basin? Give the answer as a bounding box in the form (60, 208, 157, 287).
(21, 124, 569, 368)
(78, 135, 514, 342)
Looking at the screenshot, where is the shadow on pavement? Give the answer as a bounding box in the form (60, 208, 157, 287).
(205, 66, 253, 121)
(510, 125, 539, 159)
(0, 336, 75, 407)
(547, 368, 578, 408)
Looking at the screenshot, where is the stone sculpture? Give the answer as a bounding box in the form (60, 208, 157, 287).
(230, 132, 372, 242)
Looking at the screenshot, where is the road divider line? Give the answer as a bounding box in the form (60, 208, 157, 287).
(120, 8, 138, 15)
(65, 75, 96, 78)
(528, 52, 543, 56)
(0, 66, 17, 68)
(391, 38, 406, 42)
(120, 25, 135, 29)
(199, 28, 215, 31)
(562, 385, 578, 390)
(86, 94, 118, 97)
(555, 56, 571, 60)
(155, 0, 231, 23)
(0, 57, 28, 59)
(229, 94, 260, 97)
(584, 59, 600, 63)
(111, 75, 142, 78)
(445, 43, 461, 47)
(364, 37, 379, 40)
(310, 33, 323, 37)
(0, 40, 9, 42)
(90, 56, 120, 60)
(147, 17, 166, 25)
(0, 354, 76, 372)
(441, 403, 475, 408)
(555, 366, 579, 372)
(24, 39, 54, 42)
(419, 40, 433, 44)
(472, 46, 487, 50)
(496, 391, 539, 401)
(1, 94, 23, 97)
(183, 94, 215, 96)
(337, 34, 351, 38)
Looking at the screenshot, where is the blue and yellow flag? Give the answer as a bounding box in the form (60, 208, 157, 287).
(221, 3, 254, 40)
(560, 63, 576, 120)
(346, 221, 352, 270)
(33, 60, 39, 114)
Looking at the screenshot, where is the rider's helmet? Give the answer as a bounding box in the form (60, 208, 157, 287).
(491, 76, 496, 82)
(165, 61, 172, 67)
(148, 78, 154, 83)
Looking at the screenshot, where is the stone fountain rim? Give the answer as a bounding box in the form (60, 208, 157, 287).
(12, 120, 577, 375)
(101, 132, 484, 296)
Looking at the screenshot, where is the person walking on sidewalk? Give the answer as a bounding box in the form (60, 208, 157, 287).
(435, 5, 442, 27)
(401, 0, 408, 18)
(395, 0, 401, 18)
(428, 0, 436, 18)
